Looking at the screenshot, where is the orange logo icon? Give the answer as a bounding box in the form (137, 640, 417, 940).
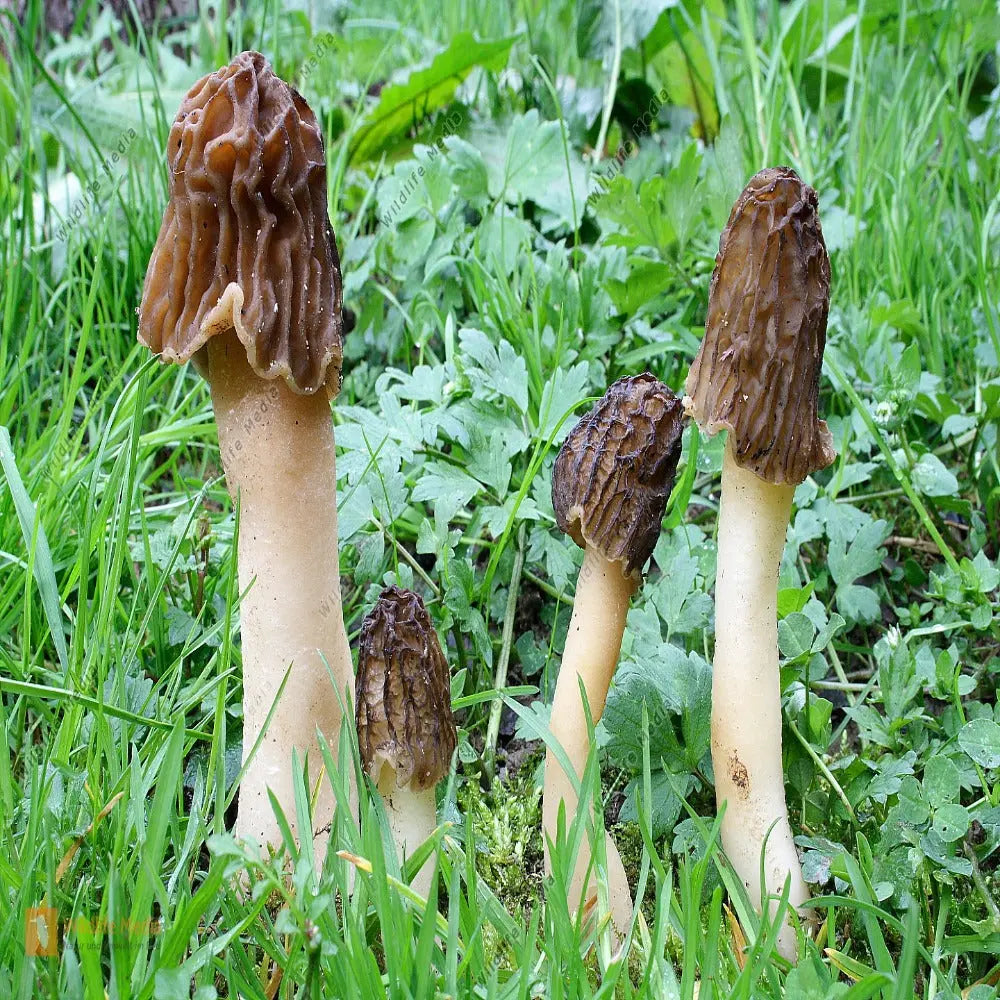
(25, 906, 58, 957)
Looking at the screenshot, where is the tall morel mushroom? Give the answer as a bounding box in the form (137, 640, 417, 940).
(684, 166, 834, 959)
(547, 373, 684, 935)
(138, 51, 353, 859)
(356, 587, 457, 898)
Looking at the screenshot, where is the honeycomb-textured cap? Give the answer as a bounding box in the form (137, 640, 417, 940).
(356, 588, 456, 792)
(138, 50, 343, 396)
(552, 373, 685, 580)
(684, 166, 834, 485)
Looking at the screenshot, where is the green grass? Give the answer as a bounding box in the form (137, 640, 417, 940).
(1, 0, 999, 996)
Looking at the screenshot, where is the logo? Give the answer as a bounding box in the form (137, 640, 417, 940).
(25, 907, 58, 957)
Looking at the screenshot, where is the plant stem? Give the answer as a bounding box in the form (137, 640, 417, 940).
(713, 441, 809, 961)
(376, 766, 439, 900)
(208, 332, 355, 865)
(543, 545, 634, 936)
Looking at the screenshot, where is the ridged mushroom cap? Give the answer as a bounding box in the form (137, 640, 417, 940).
(138, 50, 343, 397)
(552, 373, 685, 580)
(356, 587, 457, 792)
(684, 166, 834, 485)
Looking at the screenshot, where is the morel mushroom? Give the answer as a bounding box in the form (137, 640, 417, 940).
(546, 373, 684, 935)
(356, 587, 457, 898)
(138, 51, 352, 860)
(684, 166, 834, 959)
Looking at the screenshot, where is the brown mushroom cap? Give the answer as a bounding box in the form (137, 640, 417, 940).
(684, 166, 834, 486)
(356, 587, 457, 792)
(138, 50, 343, 396)
(552, 373, 685, 580)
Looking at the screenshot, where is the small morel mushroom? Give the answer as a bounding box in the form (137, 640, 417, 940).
(684, 166, 834, 960)
(547, 373, 684, 935)
(356, 587, 457, 898)
(138, 51, 352, 861)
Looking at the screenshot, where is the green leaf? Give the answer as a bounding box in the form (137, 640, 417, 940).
(649, 1, 724, 140)
(619, 769, 690, 839)
(829, 517, 891, 585)
(595, 174, 676, 255)
(443, 561, 492, 668)
(911, 452, 959, 497)
(458, 327, 530, 413)
(922, 756, 960, 810)
(605, 257, 673, 314)
(411, 461, 482, 522)
(778, 583, 815, 618)
(349, 33, 515, 163)
(531, 531, 576, 592)
(836, 583, 881, 624)
(829, 516, 890, 624)
(813, 613, 847, 653)
(650, 550, 713, 637)
(932, 803, 970, 843)
(465, 428, 515, 494)
(445, 135, 489, 202)
(603, 644, 711, 774)
(536, 362, 590, 441)
(866, 751, 916, 804)
(485, 110, 586, 227)
(577, 0, 675, 60)
(958, 718, 1000, 769)
(778, 612, 816, 660)
(475, 208, 534, 275)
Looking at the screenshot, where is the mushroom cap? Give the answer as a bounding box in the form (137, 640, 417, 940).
(552, 373, 685, 580)
(356, 587, 457, 792)
(138, 50, 343, 397)
(684, 166, 834, 485)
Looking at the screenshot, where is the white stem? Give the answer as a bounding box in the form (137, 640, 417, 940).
(543, 546, 634, 937)
(377, 767, 439, 899)
(713, 440, 810, 960)
(207, 332, 355, 866)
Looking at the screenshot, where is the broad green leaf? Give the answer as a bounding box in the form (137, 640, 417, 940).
(922, 755, 960, 810)
(605, 257, 673, 314)
(350, 33, 515, 163)
(958, 718, 1000, 769)
(619, 770, 691, 839)
(911, 452, 959, 497)
(577, 0, 676, 60)
(932, 802, 969, 843)
(650, 1, 724, 140)
(829, 516, 890, 624)
(484, 110, 587, 227)
(778, 612, 816, 660)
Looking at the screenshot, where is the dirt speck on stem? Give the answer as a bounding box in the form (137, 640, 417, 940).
(729, 753, 750, 797)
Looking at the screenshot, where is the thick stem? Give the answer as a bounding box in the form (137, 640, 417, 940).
(543, 545, 635, 936)
(377, 766, 439, 899)
(207, 332, 354, 865)
(713, 440, 809, 960)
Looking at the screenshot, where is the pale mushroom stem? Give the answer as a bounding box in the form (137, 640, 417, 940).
(713, 439, 809, 959)
(543, 545, 635, 935)
(375, 767, 439, 899)
(207, 331, 355, 863)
